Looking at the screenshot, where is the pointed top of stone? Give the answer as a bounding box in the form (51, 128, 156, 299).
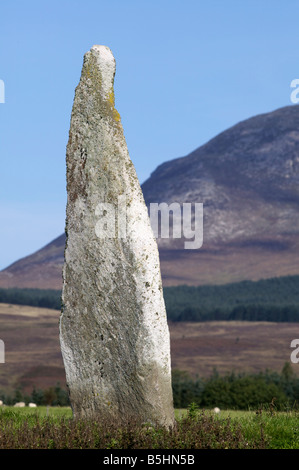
(83, 45, 116, 101)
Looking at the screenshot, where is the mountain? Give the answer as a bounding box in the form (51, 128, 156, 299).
(1, 105, 299, 288)
(0, 235, 65, 289)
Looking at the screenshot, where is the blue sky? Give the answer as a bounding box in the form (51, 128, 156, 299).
(1, 0, 299, 270)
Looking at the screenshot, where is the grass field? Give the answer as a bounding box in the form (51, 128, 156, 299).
(178, 408, 299, 449)
(0, 406, 298, 449)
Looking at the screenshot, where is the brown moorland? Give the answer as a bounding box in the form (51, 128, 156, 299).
(0, 303, 298, 395)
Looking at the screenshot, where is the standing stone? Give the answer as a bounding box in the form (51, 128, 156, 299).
(59, 45, 175, 427)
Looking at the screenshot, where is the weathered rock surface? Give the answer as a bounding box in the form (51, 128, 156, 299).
(59, 45, 174, 426)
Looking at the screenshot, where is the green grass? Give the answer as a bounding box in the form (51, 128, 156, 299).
(2, 406, 73, 419)
(0, 406, 72, 430)
(0, 406, 298, 449)
(177, 407, 299, 449)
(225, 409, 299, 449)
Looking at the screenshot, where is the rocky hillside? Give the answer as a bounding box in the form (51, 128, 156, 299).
(143, 104, 299, 246)
(0, 235, 66, 289)
(1, 105, 299, 288)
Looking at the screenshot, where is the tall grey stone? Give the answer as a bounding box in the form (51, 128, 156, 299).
(59, 45, 174, 427)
